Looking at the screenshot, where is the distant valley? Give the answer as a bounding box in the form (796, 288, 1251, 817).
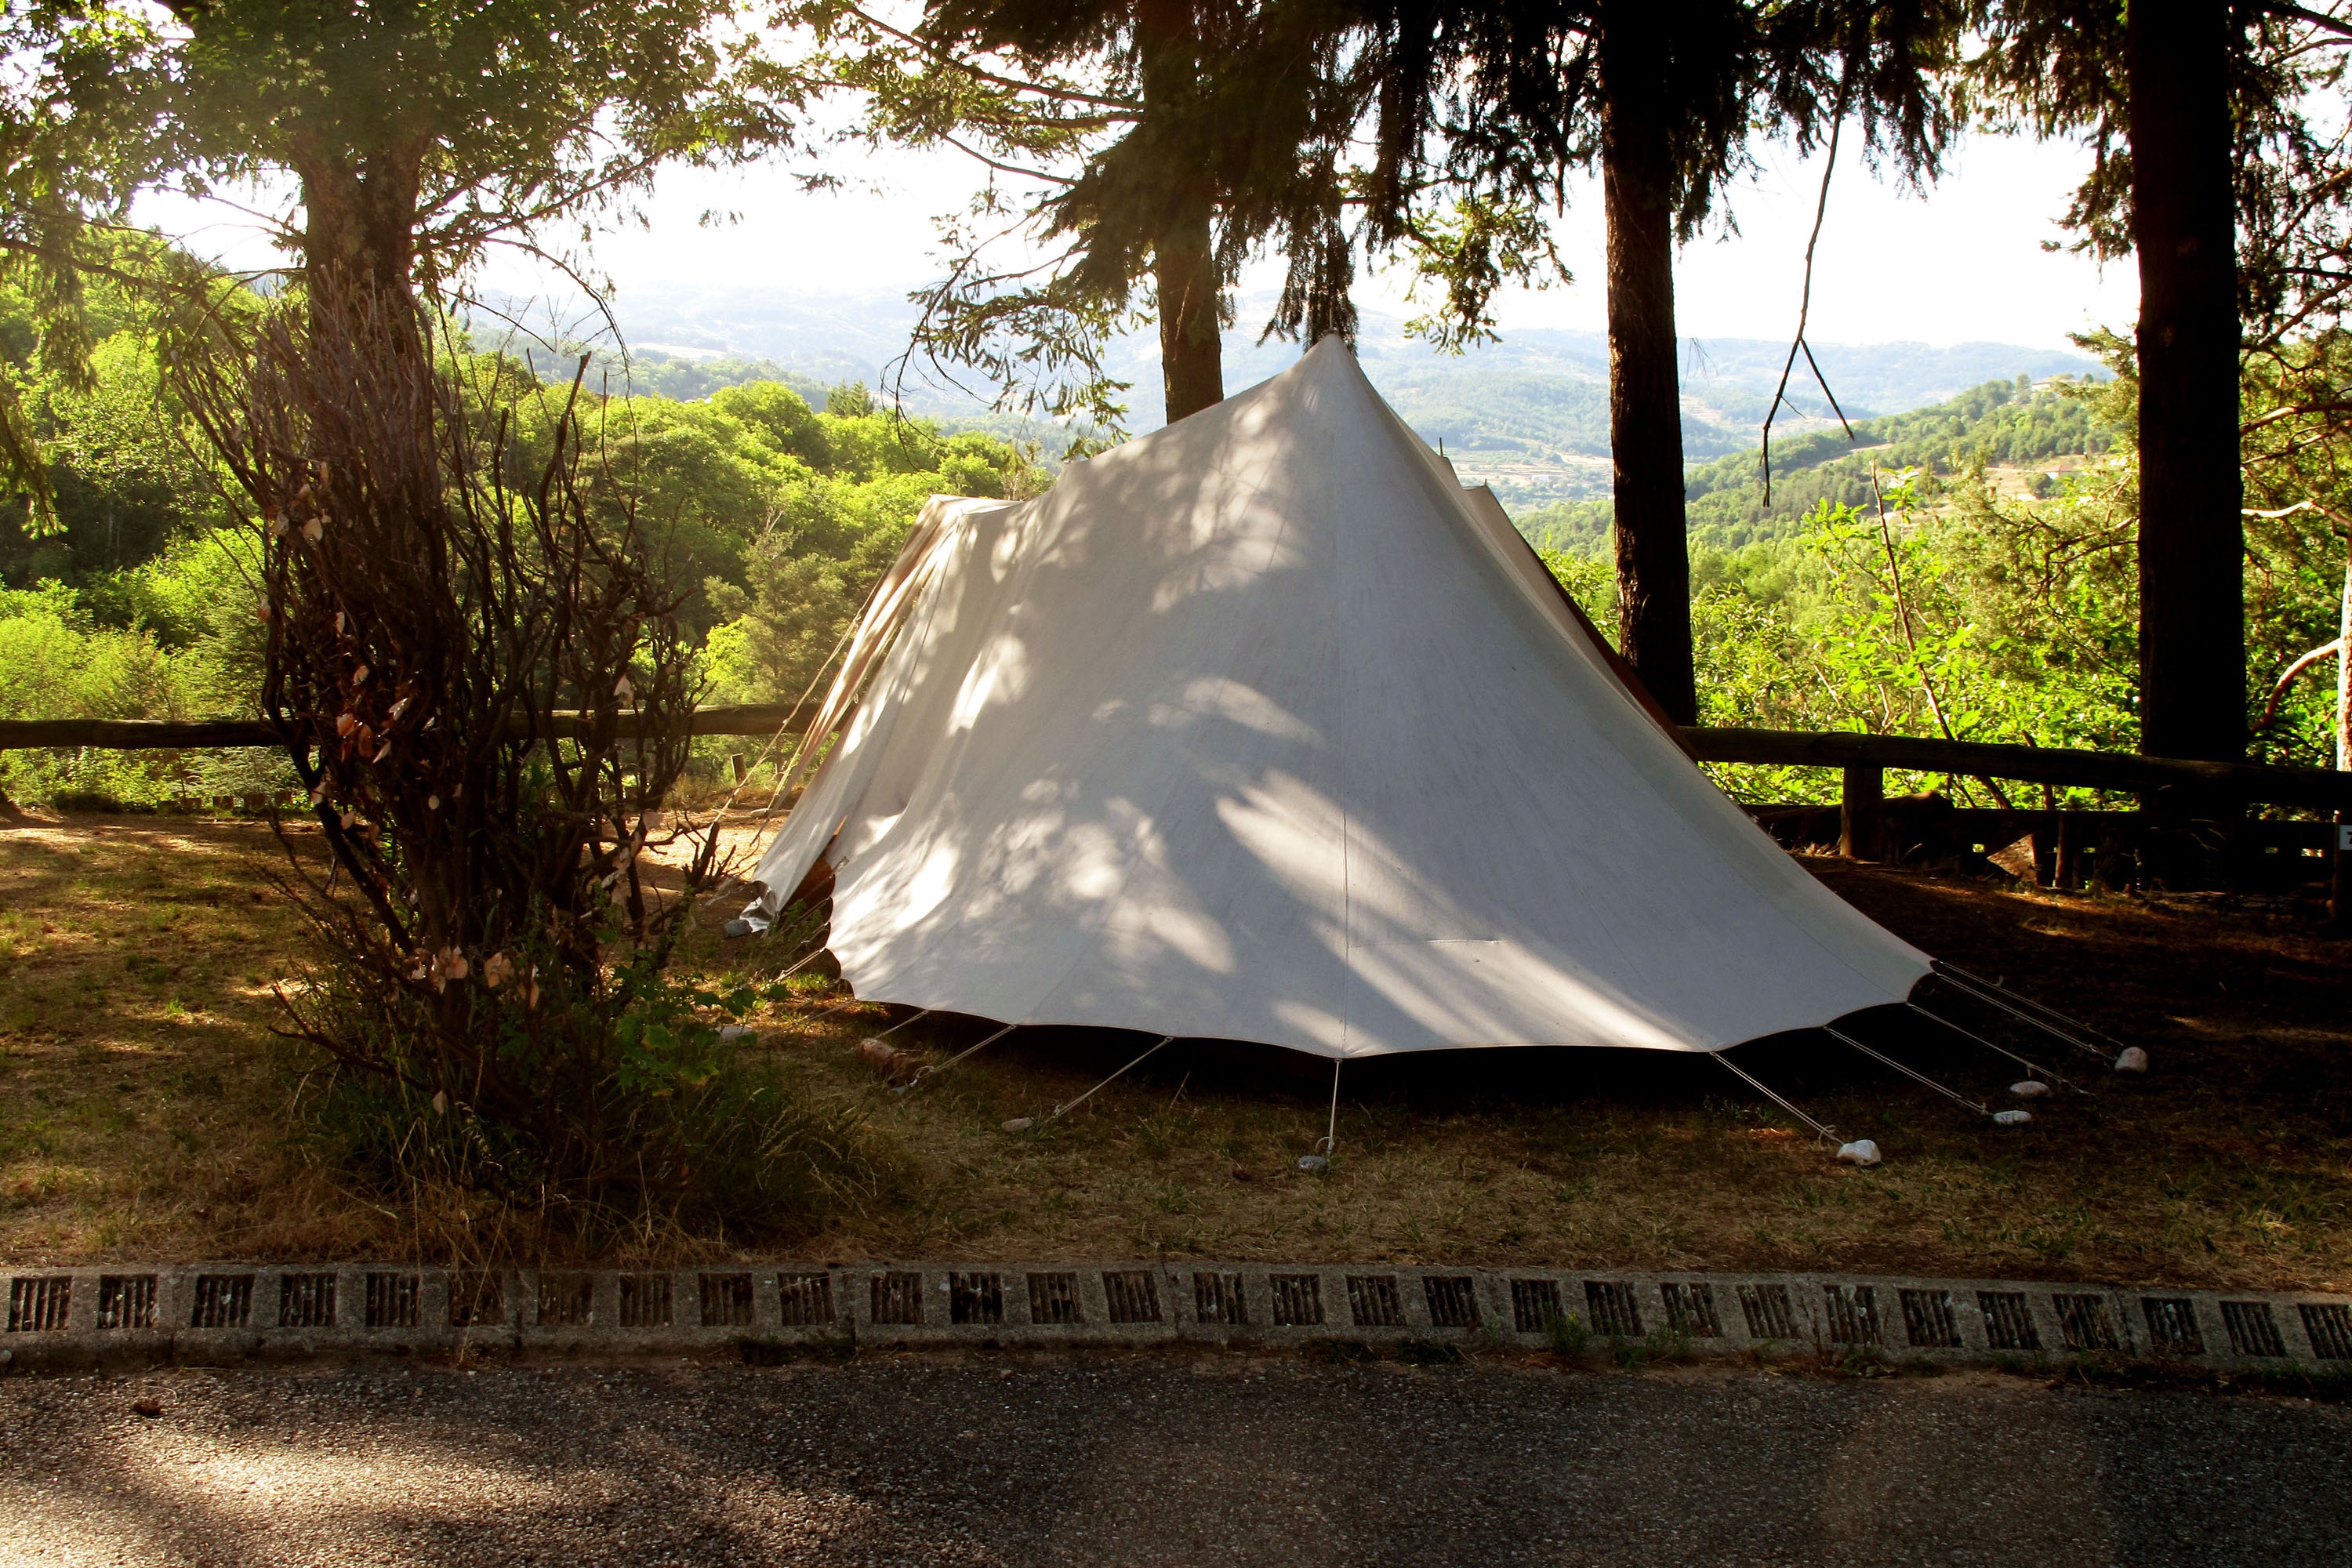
(564, 282, 2105, 509)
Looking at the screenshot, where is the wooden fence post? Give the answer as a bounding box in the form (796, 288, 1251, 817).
(2054, 811, 2085, 891)
(2030, 815, 2058, 887)
(2334, 811, 2349, 929)
(1840, 764, 1883, 861)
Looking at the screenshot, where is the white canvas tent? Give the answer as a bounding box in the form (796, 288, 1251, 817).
(737, 337, 1932, 1058)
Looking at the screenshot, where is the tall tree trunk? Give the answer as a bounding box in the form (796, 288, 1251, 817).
(2129, 0, 2243, 764)
(2333, 533, 2350, 924)
(1135, 0, 1225, 424)
(296, 134, 427, 359)
(1152, 196, 1224, 423)
(1597, 3, 1697, 725)
(290, 134, 437, 561)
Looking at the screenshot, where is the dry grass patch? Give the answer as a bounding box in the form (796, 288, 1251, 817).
(5, 811, 2350, 1290)
(0, 811, 367, 1260)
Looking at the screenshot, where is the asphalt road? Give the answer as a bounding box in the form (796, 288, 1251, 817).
(2, 1353, 2348, 1566)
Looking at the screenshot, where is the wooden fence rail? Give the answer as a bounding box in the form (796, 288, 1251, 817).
(5, 709, 2349, 817)
(0, 703, 819, 754)
(1681, 726, 2352, 814)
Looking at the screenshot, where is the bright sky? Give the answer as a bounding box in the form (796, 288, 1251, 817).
(143, 122, 2139, 354)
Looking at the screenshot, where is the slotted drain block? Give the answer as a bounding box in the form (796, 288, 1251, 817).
(2141, 1298, 2203, 1356)
(1823, 1285, 1879, 1345)
(701, 1273, 755, 1328)
(1510, 1279, 1564, 1334)
(450, 1272, 505, 1328)
(96, 1275, 157, 1331)
(2302, 1303, 2352, 1362)
(1899, 1288, 1959, 1349)
(1347, 1276, 1403, 1328)
(1193, 1272, 1248, 1326)
(539, 1274, 595, 1327)
(872, 1271, 924, 1327)
(2221, 1300, 2285, 1358)
(1028, 1272, 1083, 1325)
(1660, 1283, 1721, 1338)
(365, 1273, 420, 1329)
(2052, 1294, 2120, 1352)
(617, 1275, 672, 1329)
(279, 1272, 336, 1330)
(191, 1275, 253, 1330)
(6, 1277, 70, 1333)
(1269, 1274, 1324, 1327)
(1423, 1276, 1479, 1330)
(949, 1272, 1004, 1326)
(1584, 1281, 1643, 1338)
(776, 1272, 835, 1327)
(1103, 1271, 1161, 1325)
(1737, 1283, 1795, 1341)
(1978, 1291, 2038, 1352)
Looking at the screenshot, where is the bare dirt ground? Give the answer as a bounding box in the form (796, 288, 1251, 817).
(5, 1353, 2351, 1567)
(2, 809, 2347, 1288)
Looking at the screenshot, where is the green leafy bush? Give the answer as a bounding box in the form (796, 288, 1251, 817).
(0, 581, 190, 805)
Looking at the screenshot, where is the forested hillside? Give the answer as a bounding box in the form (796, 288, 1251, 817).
(5, 270, 2339, 807)
(0, 274, 1044, 804)
(1680, 374, 2125, 549)
(1504, 352, 2342, 786)
(597, 348, 830, 405)
(1510, 373, 2125, 557)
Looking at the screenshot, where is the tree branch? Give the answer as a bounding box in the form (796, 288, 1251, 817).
(2249, 0, 2352, 39)
(840, 5, 1143, 113)
(2260, 639, 2347, 727)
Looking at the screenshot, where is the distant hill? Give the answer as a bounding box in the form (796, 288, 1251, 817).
(1680, 374, 2124, 550)
(595, 348, 833, 405)
(534, 281, 2107, 504)
(1515, 373, 2125, 557)
(1359, 331, 2106, 506)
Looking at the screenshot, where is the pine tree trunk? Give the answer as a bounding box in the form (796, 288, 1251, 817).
(1154, 196, 1225, 423)
(1136, 0, 1224, 424)
(1598, 4, 1697, 725)
(2129, 0, 2244, 764)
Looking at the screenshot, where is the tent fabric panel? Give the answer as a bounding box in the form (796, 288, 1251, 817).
(827, 379, 1356, 1042)
(1313, 356, 1922, 1050)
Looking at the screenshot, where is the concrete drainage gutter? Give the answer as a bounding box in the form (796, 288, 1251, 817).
(4, 1261, 2348, 1377)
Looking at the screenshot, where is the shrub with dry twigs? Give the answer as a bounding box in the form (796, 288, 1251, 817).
(170, 279, 884, 1247)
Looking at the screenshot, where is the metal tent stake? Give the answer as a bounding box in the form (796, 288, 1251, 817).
(1714, 1051, 1887, 1165)
(900, 1022, 1018, 1093)
(1036, 1035, 1176, 1124)
(1930, 960, 2137, 1067)
(1823, 1026, 2008, 1121)
(1300, 1058, 1342, 1171)
(1907, 1003, 2081, 1093)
